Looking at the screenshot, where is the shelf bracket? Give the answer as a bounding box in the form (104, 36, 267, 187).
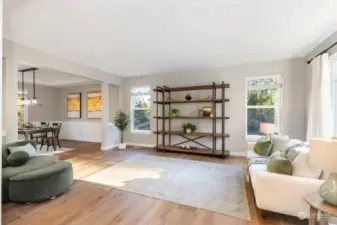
(172, 135, 211, 150)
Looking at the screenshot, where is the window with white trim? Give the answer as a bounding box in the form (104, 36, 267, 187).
(17, 91, 29, 128)
(131, 87, 151, 132)
(245, 75, 282, 138)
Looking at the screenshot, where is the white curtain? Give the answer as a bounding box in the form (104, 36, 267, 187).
(307, 53, 334, 140)
(331, 58, 337, 136)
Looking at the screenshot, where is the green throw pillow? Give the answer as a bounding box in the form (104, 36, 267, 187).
(254, 138, 273, 156)
(7, 151, 30, 167)
(267, 153, 293, 175)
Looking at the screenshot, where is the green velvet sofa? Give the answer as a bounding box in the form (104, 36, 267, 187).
(2, 140, 73, 203)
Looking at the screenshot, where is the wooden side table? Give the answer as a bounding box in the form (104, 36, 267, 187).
(305, 192, 337, 225)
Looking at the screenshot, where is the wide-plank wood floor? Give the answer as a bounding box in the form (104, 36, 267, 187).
(2, 140, 307, 225)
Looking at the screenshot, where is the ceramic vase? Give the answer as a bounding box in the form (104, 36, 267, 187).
(319, 172, 337, 206)
(118, 143, 127, 150)
(185, 94, 192, 101)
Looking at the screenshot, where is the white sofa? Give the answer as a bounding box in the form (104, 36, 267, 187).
(247, 148, 324, 218)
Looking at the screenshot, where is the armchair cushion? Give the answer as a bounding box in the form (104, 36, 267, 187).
(292, 152, 322, 179)
(7, 151, 29, 167)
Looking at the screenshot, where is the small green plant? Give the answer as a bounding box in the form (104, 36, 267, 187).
(182, 122, 197, 133)
(168, 108, 180, 117)
(113, 110, 130, 143)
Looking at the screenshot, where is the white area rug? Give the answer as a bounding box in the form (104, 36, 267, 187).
(82, 154, 251, 220)
(37, 145, 75, 155)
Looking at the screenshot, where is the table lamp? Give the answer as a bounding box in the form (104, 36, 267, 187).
(309, 137, 337, 206)
(259, 123, 275, 140)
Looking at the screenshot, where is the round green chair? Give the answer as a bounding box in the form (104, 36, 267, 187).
(9, 161, 73, 203)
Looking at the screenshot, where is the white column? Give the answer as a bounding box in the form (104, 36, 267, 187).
(1, 0, 4, 214)
(101, 82, 110, 150)
(3, 41, 19, 142)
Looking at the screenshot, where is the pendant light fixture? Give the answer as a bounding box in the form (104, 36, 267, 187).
(18, 70, 28, 106)
(31, 68, 42, 106)
(18, 67, 42, 107)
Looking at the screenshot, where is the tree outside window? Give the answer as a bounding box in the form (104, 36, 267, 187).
(131, 87, 151, 132)
(18, 97, 25, 128)
(246, 76, 282, 137)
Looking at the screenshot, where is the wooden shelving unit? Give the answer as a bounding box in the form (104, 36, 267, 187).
(153, 82, 230, 158)
(153, 99, 230, 104)
(154, 116, 230, 120)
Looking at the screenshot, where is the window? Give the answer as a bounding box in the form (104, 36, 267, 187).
(131, 87, 151, 132)
(245, 75, 282, 138)
(17, 91, 29, 128)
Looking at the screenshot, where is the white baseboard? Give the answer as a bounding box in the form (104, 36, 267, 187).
(101, 144, 119, 151)
(230, 151, 246, 157)
(126, 142, 155, 148)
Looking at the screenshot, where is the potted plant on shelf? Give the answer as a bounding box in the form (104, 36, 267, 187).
(168, 108, 180, 117)
(113, 110, 130, 150)
(182, 122, 197, 134)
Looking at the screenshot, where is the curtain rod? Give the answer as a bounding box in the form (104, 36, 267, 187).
(307, 41, 337, 64)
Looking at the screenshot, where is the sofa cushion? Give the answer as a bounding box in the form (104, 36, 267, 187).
(254, 139, 273, 156)
(249, 164, 267, 192)
(286, 145, 309, 162)
(267, 153, 293, 175)
(2, 140, 36, 168)
(8, 143, 38, 157)
(281, 139, 305, 156)
(292, 152, 322, 179)
(270, 135, 289, 154)
(7, 151, 30, 167)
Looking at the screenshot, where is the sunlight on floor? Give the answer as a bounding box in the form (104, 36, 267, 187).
(82, 162, 164, 188)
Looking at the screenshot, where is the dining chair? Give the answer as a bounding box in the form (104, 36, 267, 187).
(33, 122, 49, 149)
(41, 122, 50, 127)
(52, 123, 62, 148)
(44, 123, 62, 150)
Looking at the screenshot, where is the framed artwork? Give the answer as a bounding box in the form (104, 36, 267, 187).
(202, 106, 212, 118)
(87, 91, 102, 118)
(67, 93, 81, 119)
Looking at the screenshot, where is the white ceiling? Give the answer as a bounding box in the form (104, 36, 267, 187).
(4, 0, 337, 77)
(18, 65, 99, 87)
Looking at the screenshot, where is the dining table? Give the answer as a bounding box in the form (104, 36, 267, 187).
(18, 127, 58, 140)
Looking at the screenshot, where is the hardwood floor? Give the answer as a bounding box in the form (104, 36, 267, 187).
(2, 140, 307, 225)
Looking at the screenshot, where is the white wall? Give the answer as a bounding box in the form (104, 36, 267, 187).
(3, 40, 18, 142)
(17, 83, 60, 122)
(58, 120, 101, 142)
(1, 1, 3, 207)
(101, 83, 121, 150)
(122, 59, 306, 154)
(3, 39, 122, 85)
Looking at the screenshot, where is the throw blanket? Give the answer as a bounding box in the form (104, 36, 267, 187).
(248, 157, 268, 166)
